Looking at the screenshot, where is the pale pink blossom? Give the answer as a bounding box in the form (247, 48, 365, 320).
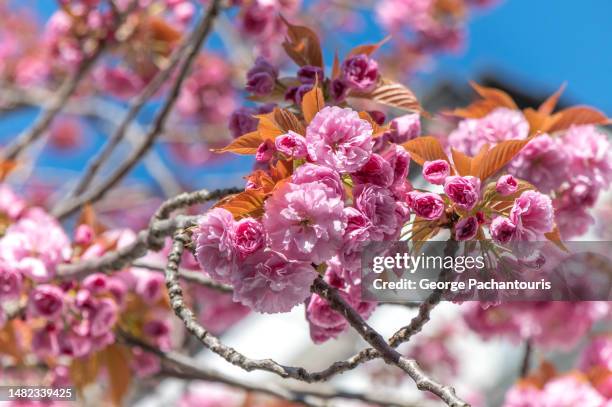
(448, 108, 529, 156)
(194, 208, 237, 284)
(444, 176, 481, 211)
(0, 208, 71, 282)
(195, 286, 250, 334)
(0, 185, 26, 220)
(130, 347, 161, 378)
(580, 335, 612, 371)
(540, 375, 605, 407)
(263, 181, 346, 263)
(564, 125, 612, 189)
(232, 251, 316, 313)
(342, 207, 372, 255)
(423, 159, 450, 185)
(509, 134, 567, 193)
(509, 191, 554, 241)
(389, 113, 420, 143)
(306, 106, 373, 173)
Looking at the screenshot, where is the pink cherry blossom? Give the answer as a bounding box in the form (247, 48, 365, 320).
(389, 113, 421, 143)
(580, 335, 612, 371)
(274, 130, 308, 159)
(263, 181, 346, 263)
(195, 286, 250, 335)
(0, 185, 26, 220)
(232, 250, 316, 314)
(29, 285, 64, 320)
(448, 108, 529, 156)
(233, 217, 264, 258)
(194, 208, 237, 284)
(564, 125, 612, 188)
(509, 191, 554, 241)
(490, 216, 517, 244)
(0, 208, 71, 282)
(352, 153, 394, 187)
(255, 139, 275, 162)
(306, 106, 373, 173)
(341, 54, 379, 92)
(292, 163, 344, 197)
(342, 207, 372, 255)
(407, 191, 445, 220)
(496, 174, 519, 196)
(0, 260, 22, 300)
(354, 184, 399, 240)
(509, 134, 567, 193)
(444, 176, 481, 211)
(130, 347, 161, 378)
(423, 159, 451, 185)
(245, 56, 278, 95)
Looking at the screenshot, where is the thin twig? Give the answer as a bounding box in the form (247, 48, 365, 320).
(132, 260, 233, 293)
(520, 340, 532, 378)
(53, 0, 223, 220)
(311, 277, 468, 407)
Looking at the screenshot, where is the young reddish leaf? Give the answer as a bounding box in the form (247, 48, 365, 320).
(0, 159, 18, 182)
(69, 353, 100, 393)
(402, 136, 450, 166)
(77, 204, 106, 235)
(274, 108, 305, 135)
(523, 108, 554, 136)
(302, 85, 325, 123)
(350, 78, 422, 112)
(245, 171, 275, 193)
(331, 52, 341, 79)
(102, 344, 132, 406)
(411, 217, 441, 252)
(538, 83, 566, 115)
(256, 112, 286, 139)
(545, 226, 569, 252)
(270, 159, 293, 182)
(469, 82, 518, 110)
(348, 36, 391, 57)
(451, 148, 472, 176)
(475, 137, 535, 181)
(215, 189, 266, 219)
(469, 144, 490, 175)
(213, 131, 263, 155)
(144, 17, 182, 47)
(546, 106, 609, 132)
(447, 99, 501, 119)
(280, 17, 323, 68)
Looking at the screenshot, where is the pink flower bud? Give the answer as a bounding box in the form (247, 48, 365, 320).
(275, 131, 308, 159)
(74, 224, 94, 245)
(82, 273, 108, 294)
(423, 159, 451, 185)
(352, 153, 394, 187)
(341, 54, 379, 92)
(406, 191, 445, 220)
(255, 139, 275, 162)
(455, 216, 479, 241)
(0, 262, 22, 300)
(496, 174, 518, 196)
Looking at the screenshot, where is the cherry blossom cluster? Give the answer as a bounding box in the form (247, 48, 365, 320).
(195, 105, 421, 342)
(448, 107, 612, 239)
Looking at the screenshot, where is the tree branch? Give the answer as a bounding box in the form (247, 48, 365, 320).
(53, 0, 224, 220)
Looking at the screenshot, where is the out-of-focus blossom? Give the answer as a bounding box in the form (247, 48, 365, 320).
(509, 134, 567, 193)
(406, 191, 444, 220)
(509, 191, 554, 241)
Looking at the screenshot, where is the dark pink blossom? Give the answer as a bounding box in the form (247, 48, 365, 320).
(423, 159, 450, 185)
(490, 216, 517, 244)
(255, 139, 275, 162)
(407, 191, 445, 220)
(444, 176, 481, 211)
(297, 65, 324, 84)
(0, 261, 22, 300)
(352, 153, 394, 187)
(341, 54, 379, 92)
(29, 285, 64, 319)
(455, 216, 478, 241)
(275, 131, 308, 159)
(389, 113, 421, 143)
(354, 184, 398, 240)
